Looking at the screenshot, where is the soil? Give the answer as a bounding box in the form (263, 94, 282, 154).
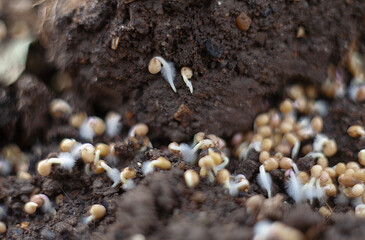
(0, 0, 365, 240)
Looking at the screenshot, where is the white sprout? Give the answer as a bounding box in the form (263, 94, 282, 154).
(313, 134, 329, 152)
(105, 112, 122, 137)
(312, 100, 329, 116)
(0, 158, 11, 176)
(257, 165, 272, 198)
(141, 161, 154, 175)
(100, 162, 121, 188)
(47, 153, 76, 170)
(79, 118, 95, 141)
(154, 56, 177, 93)
(38, 194, 53, 213)
(285, 170, 303, 203)
(169, 143, 197, 165)
(216, 156, 230, 171)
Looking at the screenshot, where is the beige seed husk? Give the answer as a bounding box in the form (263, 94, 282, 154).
(148, 57, 162, 74)
(310, 165, 323, 178)
(96, 143, 110, 157)
(323, 140, 337, 157)
(153, 157, 171, 170)
(264, 158, 279, 171)
(69, 112, 87, 128)
(347, 125, 365, 138)
(184, 169, 200, 188)
(318, 206, 332, 217)
(255, 113, 270, 127)
(59, 138, 76, 152)
(37, 160, 52, 176)
(259, 151, 270, 164)
(0, 221, 6, 234)
(90, 204, 106, 220)
(217, 169, 231, 185)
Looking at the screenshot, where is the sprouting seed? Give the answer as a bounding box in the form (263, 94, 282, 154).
(148, 56, 177, 93)
(184, 169, 200, 188)
(84, 204, 106, 224)
(37, 153, 76, 176)
(24, 202, 38, 214)
(105, 112, 122, 137)
(0, 221, 6, 234)
(347, 125, 365, 138)
(257, 165, 272, 198)
(120, 167, 137, 190)
(100, 161, 121, 188)
(59, 138, 77, 152)
(142, 157, 171, 175)
(285, 169, 303, 203)
(181, 67, 193, 93)
(129, 123, 149, 137)
(49, 98, 72, 119)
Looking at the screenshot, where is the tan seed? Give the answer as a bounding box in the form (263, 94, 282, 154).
(24, 202, 38, 214)
(255, 113, 270, 127)
(0, 221, 6, 234)
(358, 149, 365, 166)
(263, 158, 279, 171)
(184, 170, 200, 188)
(89, 204, 106, 220)
(259, 151, 270, 164)
(148, 57, 162, 74)
(59, 138, 76, 152)
(347, 125, 365, 138)
(323, 140, 337, 157)
(310, 165, 323, 178)
(96, 143, 110, 157)
(37, 160, 52, 176)
(152, 157, 171, 170)
(69, 112, 87, 128)
(280, 99, 293, 114)
(311, 116, 323, 133)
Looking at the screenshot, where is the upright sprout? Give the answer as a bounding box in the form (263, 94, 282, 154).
(148, 56, 177, 93)
(37, 152, 76, 176)
(181, 67, 193, 93)
(105, 112, 122, 137)
(257, 165, 273, 198)
(100, 161, 121, 188)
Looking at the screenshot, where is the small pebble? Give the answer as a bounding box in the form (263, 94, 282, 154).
(236, 12, 252, 31)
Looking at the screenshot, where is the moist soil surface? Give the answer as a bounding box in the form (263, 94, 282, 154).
(0, 0, 365, 239)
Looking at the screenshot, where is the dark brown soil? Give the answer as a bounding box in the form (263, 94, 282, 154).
(36, 0, 364, 143)
(1, 0, 365, 240)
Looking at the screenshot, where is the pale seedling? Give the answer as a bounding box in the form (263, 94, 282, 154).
(170, 139, 214, 165)
(37, 152, 76, 176)
(257, 165, 272, 198)
(184, 169, 200, 188)
(100, 161, 121, 188)
(181, 67, 193, 93)
(128, 123, 149, 137)
(120, 167, 137, 190)
(285, 169, 303, 203)
(148, 56, 177, 92)
(49, 98, 72, 118)
(84, 204, 106, 224)
(79, 117, 106, 141)
(142, 157, 171, 175)
(105, 112, 122, 137)
(198, 155, 217, 182)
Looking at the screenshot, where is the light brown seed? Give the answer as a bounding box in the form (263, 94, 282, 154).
(354, 169, 365, 182)
(91, 118, 106, 136)
(358, 149, 365, 166)
(184, 169, 200, 188)
(209, 149, 223, 166)
(305, 85, 318, 99)
(81, 145, 96, 164)
(335, 163, 346, 176)
(259, 151, 270, 164)
(317, 157, 328, 169)
(279, 99, 293, 114)
(255, 113, 270, 127)
(324, 183, 337, 197)
(152, 157, 171, 170)
(269, 112, 281, 128)
(347, 125, 365, 138)
(344, 168, 355, 177)
(69, 112, 87, 128)
(323, 140, 337, 157)
(96, 143, 110, 157)
(24, 202, 38, 214)
(301, 144, 313, 155)
(168, 142, 180, 154)
(275, 143, 291, 156)
(279, 157, 293, 170)
(121, 167, 137, 179)
(310, 165, 323, 178)
(246, 194, 265, 213)
(217, 169, 231, 186)
(0, 221, 6, 234)
(311, 116, 323, 133)
(30, 195, 43, 208)
(37, 160, 52, 176)
(257, 126, 272, 138)
(288, 85, 304, 100)
(318, 206, 332, 217)
(181, 67, 193, 79)
(194, 132, 205, 143)
(280, 121, 293, 134)
(198, 156, 215, 169)
(352, 184, 364, 197)
(263, 158, 279, 171)
(89, 204, 106, 220)
(49, 99, 72, 118)
(347, 161, 360, 171)
(148, 57, 162, 74)
(93, 160, 106, 174)
(284, 133, 298, 146)
(356, 87, 365, 102)
(297, 171, 310, 184)
(324, 167, 336, 178)
(338, 174, 356, 187)
(261, 138, 273, 151)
